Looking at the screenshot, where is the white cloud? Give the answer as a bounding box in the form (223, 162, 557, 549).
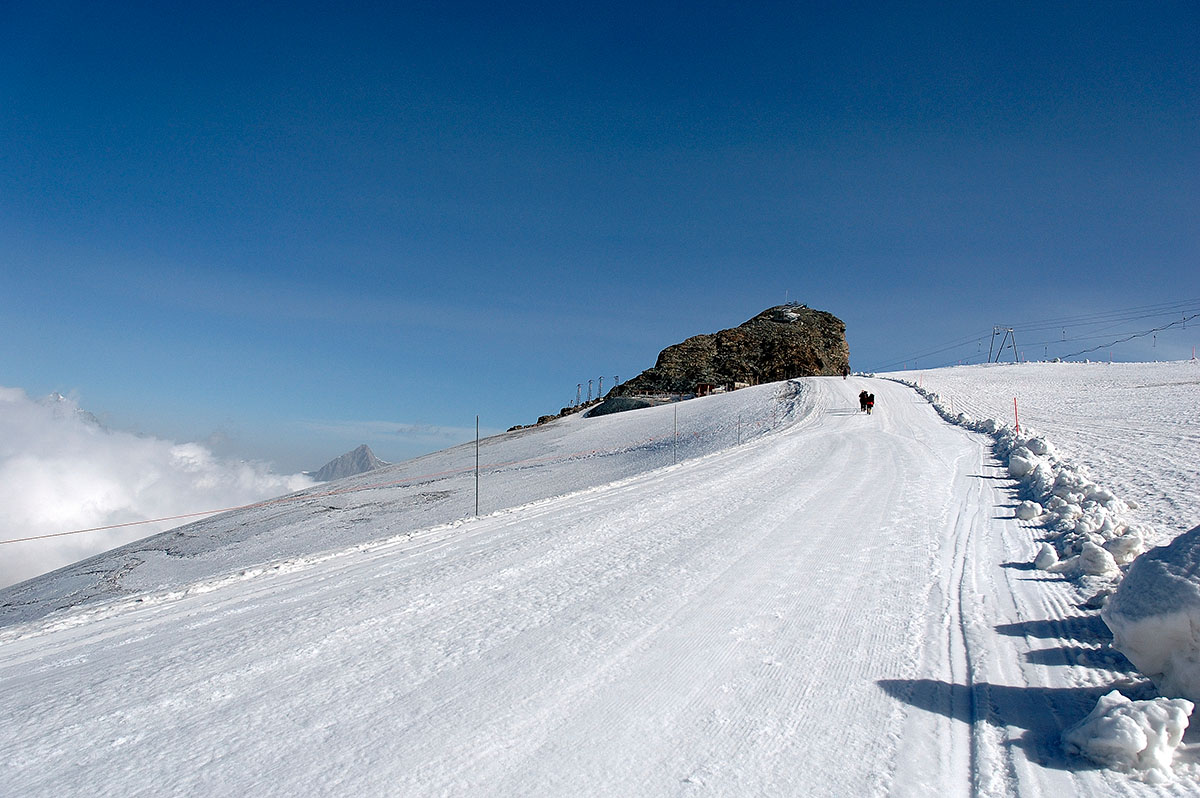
(0, 388, 315, 589)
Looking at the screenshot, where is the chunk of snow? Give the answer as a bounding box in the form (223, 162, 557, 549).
(1052, 542, 1118, 576)
(1028, 463, 1056, 502)
(1062, 690, 1193, 784)
(1034, 542, 1059, 570)
(1015, 500, 1042, 521)
(1103, 525, 1200, 702)
(1025, 437, 1055, 458)
(1008, 450, 1041, 479)
(1079, 542, 1119, 576)
(1104, 529, 1146, 566)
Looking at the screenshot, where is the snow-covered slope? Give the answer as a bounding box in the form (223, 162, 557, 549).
(0, 382, 798, 627)
(2, 365, 1199, 795)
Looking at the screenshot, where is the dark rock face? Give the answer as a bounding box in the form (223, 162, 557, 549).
(508, 399, 601, 431)
(310, 444, 389, 482)
(586, 396, 655, 417)
(612, 304, 849, 396)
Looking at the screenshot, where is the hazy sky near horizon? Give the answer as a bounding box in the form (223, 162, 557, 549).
(2, 0, 1198, 471)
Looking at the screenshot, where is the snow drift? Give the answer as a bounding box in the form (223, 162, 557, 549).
(1103, 524, 1200, 703)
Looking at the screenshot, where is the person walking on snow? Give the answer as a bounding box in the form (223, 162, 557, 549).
(859, 390, 869, 412)
(866, 393, 875, 415)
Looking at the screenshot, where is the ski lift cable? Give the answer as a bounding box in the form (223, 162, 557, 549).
(877, 300, 1200, 371)
(1058, 312, 1200, 360)
(872, 330, 997, 372)
(1009, 299, 1200, 334)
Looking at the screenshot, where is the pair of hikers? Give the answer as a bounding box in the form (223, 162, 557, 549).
(858, 390, 875, 414)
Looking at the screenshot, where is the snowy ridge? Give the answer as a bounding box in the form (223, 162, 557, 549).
(890, 375, 1148, 586)
(886, 361, 1200, 539)
(309, 444, 389, 482)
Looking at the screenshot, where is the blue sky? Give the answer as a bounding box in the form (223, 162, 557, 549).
(2, 1, 1197, 471)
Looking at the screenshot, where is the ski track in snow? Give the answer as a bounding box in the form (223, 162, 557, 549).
(2, 370, 1198, 795)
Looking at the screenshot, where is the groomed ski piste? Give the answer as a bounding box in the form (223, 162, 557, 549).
(2, 361, 1199, 795)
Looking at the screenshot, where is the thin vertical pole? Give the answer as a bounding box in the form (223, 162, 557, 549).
(1013, 398, 1020, 434)
(475, 415, 480, 516)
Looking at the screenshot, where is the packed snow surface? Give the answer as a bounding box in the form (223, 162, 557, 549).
(3, 363, 1200, 795)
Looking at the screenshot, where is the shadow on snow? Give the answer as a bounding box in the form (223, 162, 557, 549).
(995, 615, 1112, 644)
(876, 678, 1147, 773)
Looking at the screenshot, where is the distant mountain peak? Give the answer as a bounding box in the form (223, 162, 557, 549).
(310, 444, 389, 482)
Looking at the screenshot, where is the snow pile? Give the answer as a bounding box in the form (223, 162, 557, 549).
(1062, 690, 1193, 784)
(1102, 525, 1200, 703)
(894, 379, 1150, 581)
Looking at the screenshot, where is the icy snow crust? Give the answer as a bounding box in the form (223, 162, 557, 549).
(3, 366, 1200, 795)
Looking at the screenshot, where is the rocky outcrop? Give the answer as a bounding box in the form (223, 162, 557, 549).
(309, 444, 389, 482)
(612, 304, 849, 396)
(508, 399, 602, 432)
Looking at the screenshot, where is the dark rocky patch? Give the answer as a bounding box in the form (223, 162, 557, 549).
(587, 396, 655, 417)
(611, 304, 848, 396)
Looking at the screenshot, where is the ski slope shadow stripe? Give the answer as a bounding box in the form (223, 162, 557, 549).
(878, 678, 1115, 772)
(994, 615, 1111, 644)
(1023, 645, 1137, 673)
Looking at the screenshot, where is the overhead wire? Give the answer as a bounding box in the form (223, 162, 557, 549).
(1058, 311, 1200, 360)
(1007, 298, 1200, 334)
(875, 298, 1200, 371)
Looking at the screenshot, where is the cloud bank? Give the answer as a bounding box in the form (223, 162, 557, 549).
(0, 387, 314, 589)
